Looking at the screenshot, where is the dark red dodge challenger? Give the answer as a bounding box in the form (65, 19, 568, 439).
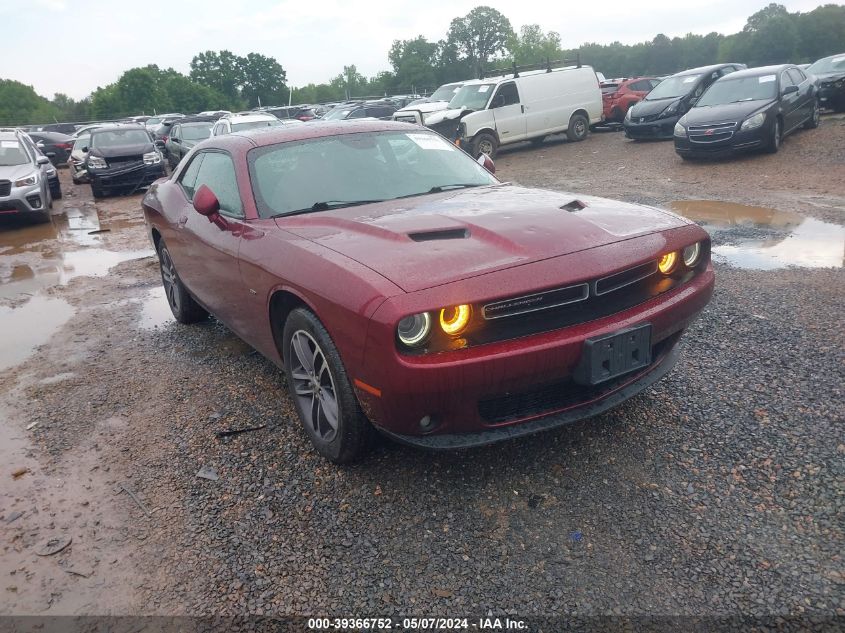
(142, 121, 714, 463)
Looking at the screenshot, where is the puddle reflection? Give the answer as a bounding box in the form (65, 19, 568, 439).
(139, 286, 174, 330)
(0, 296, 75, 372)
(670, 200, 844, 269)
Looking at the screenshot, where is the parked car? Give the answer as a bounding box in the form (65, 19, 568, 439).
(674, 65, 819, 159)
(197, 110, 232, 118)
(145, 114, 184, 134)
(393, 82, 467, 125)
(624, 63, 746, 139)
(68, 133, 91, 184)
(26, 131, 74, 167)
(322, 102, 398, 122)
(73, 122, 113, 137)
(150, 116, 186, 148)
(85, 125, 165, 198)
(268, 106, 319, 122)
(429, 62, 603, 158)
(39, 122, 79, 135)
(165, 118, 215, 168)
(601, 77, 661, 122)
(141, 120, 713, 463)
(211, 113, 295, 136)
(0, 128, 55, 221)
(806, 53, 845, 112)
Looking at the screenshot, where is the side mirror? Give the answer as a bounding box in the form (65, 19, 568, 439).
(782, 84, 799, 96)
(81, 146, 88, 153)
(36, 156, 50, 165)
(477, 152, 495, 174)
(193, 184, 220, 217)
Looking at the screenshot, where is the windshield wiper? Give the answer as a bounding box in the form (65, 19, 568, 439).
(270, 199, 385, 218)
(396, 184, 482, 200)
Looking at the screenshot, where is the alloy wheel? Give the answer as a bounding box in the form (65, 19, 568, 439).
(289, 330, 339, 443)
(159, 248, 181, 313)
(478, 139, 494, 155)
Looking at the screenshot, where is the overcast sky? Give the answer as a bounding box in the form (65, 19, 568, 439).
(0, 0, 825, 100)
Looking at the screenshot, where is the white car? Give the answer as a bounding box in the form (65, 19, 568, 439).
(210, 113, 300, 136)
(392, 82, 466, 125)
(426, 63, 603, 158)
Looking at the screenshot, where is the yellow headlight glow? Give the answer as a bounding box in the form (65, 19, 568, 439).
(658, 252, 679, 275)
(439, 304, 471, 335)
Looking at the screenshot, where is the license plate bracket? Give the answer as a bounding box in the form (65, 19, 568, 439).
(574, 324, 652, 385)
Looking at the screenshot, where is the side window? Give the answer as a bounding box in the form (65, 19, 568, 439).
(170, 125, 180, 140)
(348, 109, 367, 119)
(787, 68, 805, 85)
(781, 71, 796, 89)
(193, 152, 243, 217)
(720, 67, 736, 77)
(493, 82, 520, 107)
(631, 80, 650, 92)
(178, 153, 205, 198)
(650, 79, 662, 89)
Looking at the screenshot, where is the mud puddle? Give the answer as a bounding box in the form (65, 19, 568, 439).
(138, 286, 173, 330)
(0, 297, 75, 372)
(670, 200, 844, 270)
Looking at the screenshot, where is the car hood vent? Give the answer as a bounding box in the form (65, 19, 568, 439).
(408, 228, 470, 242)
(561, 200, 587, 212)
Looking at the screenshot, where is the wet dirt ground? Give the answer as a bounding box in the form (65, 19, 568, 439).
(1, 116, 843, 618)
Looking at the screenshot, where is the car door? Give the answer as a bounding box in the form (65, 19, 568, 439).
(490, 82, 526, 143)
(787, 68, 813, 122)
(779, 70, 801, 131)
(174, 150, 249, 325)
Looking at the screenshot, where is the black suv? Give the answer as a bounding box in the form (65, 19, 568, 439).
(806, 53, 845, 112)
(84, 125, 165, 198)
(321, 101, 397, 121)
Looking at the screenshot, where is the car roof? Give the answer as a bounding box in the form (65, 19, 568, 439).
(675, 63, 740, 76)
(225, 113, 279, 123)
(720, 65, 793, 79)
(91, 124, 147, 134)
(210, 120, 428, 151)
(174, 116, 217, 125)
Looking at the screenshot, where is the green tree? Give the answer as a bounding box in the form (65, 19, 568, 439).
(0, 80, 57, 125)
(508, 24, 562, 65)
(239, 52, 288, 107)
(189, 50, 244, 103)
(389, 36, 439, 92)
(446, 6, 514, 77)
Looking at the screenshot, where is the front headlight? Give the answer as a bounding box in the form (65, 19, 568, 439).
(673, 121, 686, 137)
(14, 172, 39, 187)
(625, 106, 634, 120)
(660, 101, 679, 118)
(683, 242, 702, 267)
(397, 313, 431, 347)
(88, 155, 107, 169)
(740, 113, 766, 131)
(439, 305, 471, 336)
(658, 251, 679, 275)
(143, 151, 162, 165)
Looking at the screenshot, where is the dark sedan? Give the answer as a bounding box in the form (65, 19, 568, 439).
(624, 63, 745, 139)
(27, 131, 74, 167)
(141, 121, 713, 463)
(164, 119, 214, 169)
(85, 126, 165, 198)
(674, 65, 819, 159)
(806, 53, 845, 112)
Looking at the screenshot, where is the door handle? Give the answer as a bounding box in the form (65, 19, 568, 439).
(521, 105, 525, 113)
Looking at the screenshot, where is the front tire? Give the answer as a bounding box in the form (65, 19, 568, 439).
(471, 132, 498, 159)
(766, 119, 781, 154)
(157, 240, 208, 324)
(283, 308, 372, 464)
(803, 100, 820, 129)
(50, 180, 62, 200)
(566, 112, 589, 142)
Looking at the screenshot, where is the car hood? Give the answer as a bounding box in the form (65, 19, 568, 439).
(90, 143, 153, 159)
(276, 184, 689, 292)
(630, 97, 681, 118)
(684, 99, 774, 125)
(0, 163, 38, 182)
(396, 101, 451, 114)
(814, 71, 845, 83)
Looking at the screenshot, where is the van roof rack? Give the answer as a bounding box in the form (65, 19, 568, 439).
(479, 55, 582, 80)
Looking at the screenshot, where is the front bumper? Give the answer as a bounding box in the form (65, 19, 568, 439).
(0, 182, 47, 215)
(818, 83, 845, 110)
(353, 244, 714, 444)
(89, 161, 165, 189)
(624, 115, 679, 139)
(674, 125, 765, 157)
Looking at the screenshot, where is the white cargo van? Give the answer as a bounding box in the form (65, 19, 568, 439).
(424, 62, 603, 158)
(392, 81, 467, 126)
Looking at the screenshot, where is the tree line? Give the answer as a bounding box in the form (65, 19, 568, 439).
(1, 3, 843, 126)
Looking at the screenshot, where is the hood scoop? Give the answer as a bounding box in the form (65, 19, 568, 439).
(561, 199, 587, 212)
(408, 228, 470, 242)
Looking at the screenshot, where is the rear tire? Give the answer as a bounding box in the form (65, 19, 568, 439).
(157, 240, 208, 324)
(566, 113, 589, 142)
(282, 308, 372, 464)
(803, 100, 820, 129)
(50, 181, 62, 200)
(471, 132, 498, 159)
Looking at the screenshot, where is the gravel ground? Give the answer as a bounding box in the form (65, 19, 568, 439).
(0, 117, 843, 621)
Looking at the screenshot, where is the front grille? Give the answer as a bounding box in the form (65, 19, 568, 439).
(477, 335, 677, 424)
(688, 121, 737, 144)
(483, 283, 588, 319)
(107, 158, 144, 169)
(595, 261, 657, 296)
(636, 114, 660, 123)
(0, 180, 10, 197)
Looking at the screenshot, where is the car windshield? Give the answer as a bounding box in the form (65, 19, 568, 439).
(231, 119, 282, 132)
(92, 129, 150, 147)
(249, 130, 498, 218)
(448, 84, 496, 110)
(429, 84, 462, 101)
(73, 134, 90, 151)
(322, 108, 353, 121)
(696, 75, 778, 107)
(601, 84, 620, 94)
(645, 74, 701, 100)
(0, 141, 29, 166)
(146, 117, 161, 126)
(181, 124, 213, 140)
(806, 55, 845, 75)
